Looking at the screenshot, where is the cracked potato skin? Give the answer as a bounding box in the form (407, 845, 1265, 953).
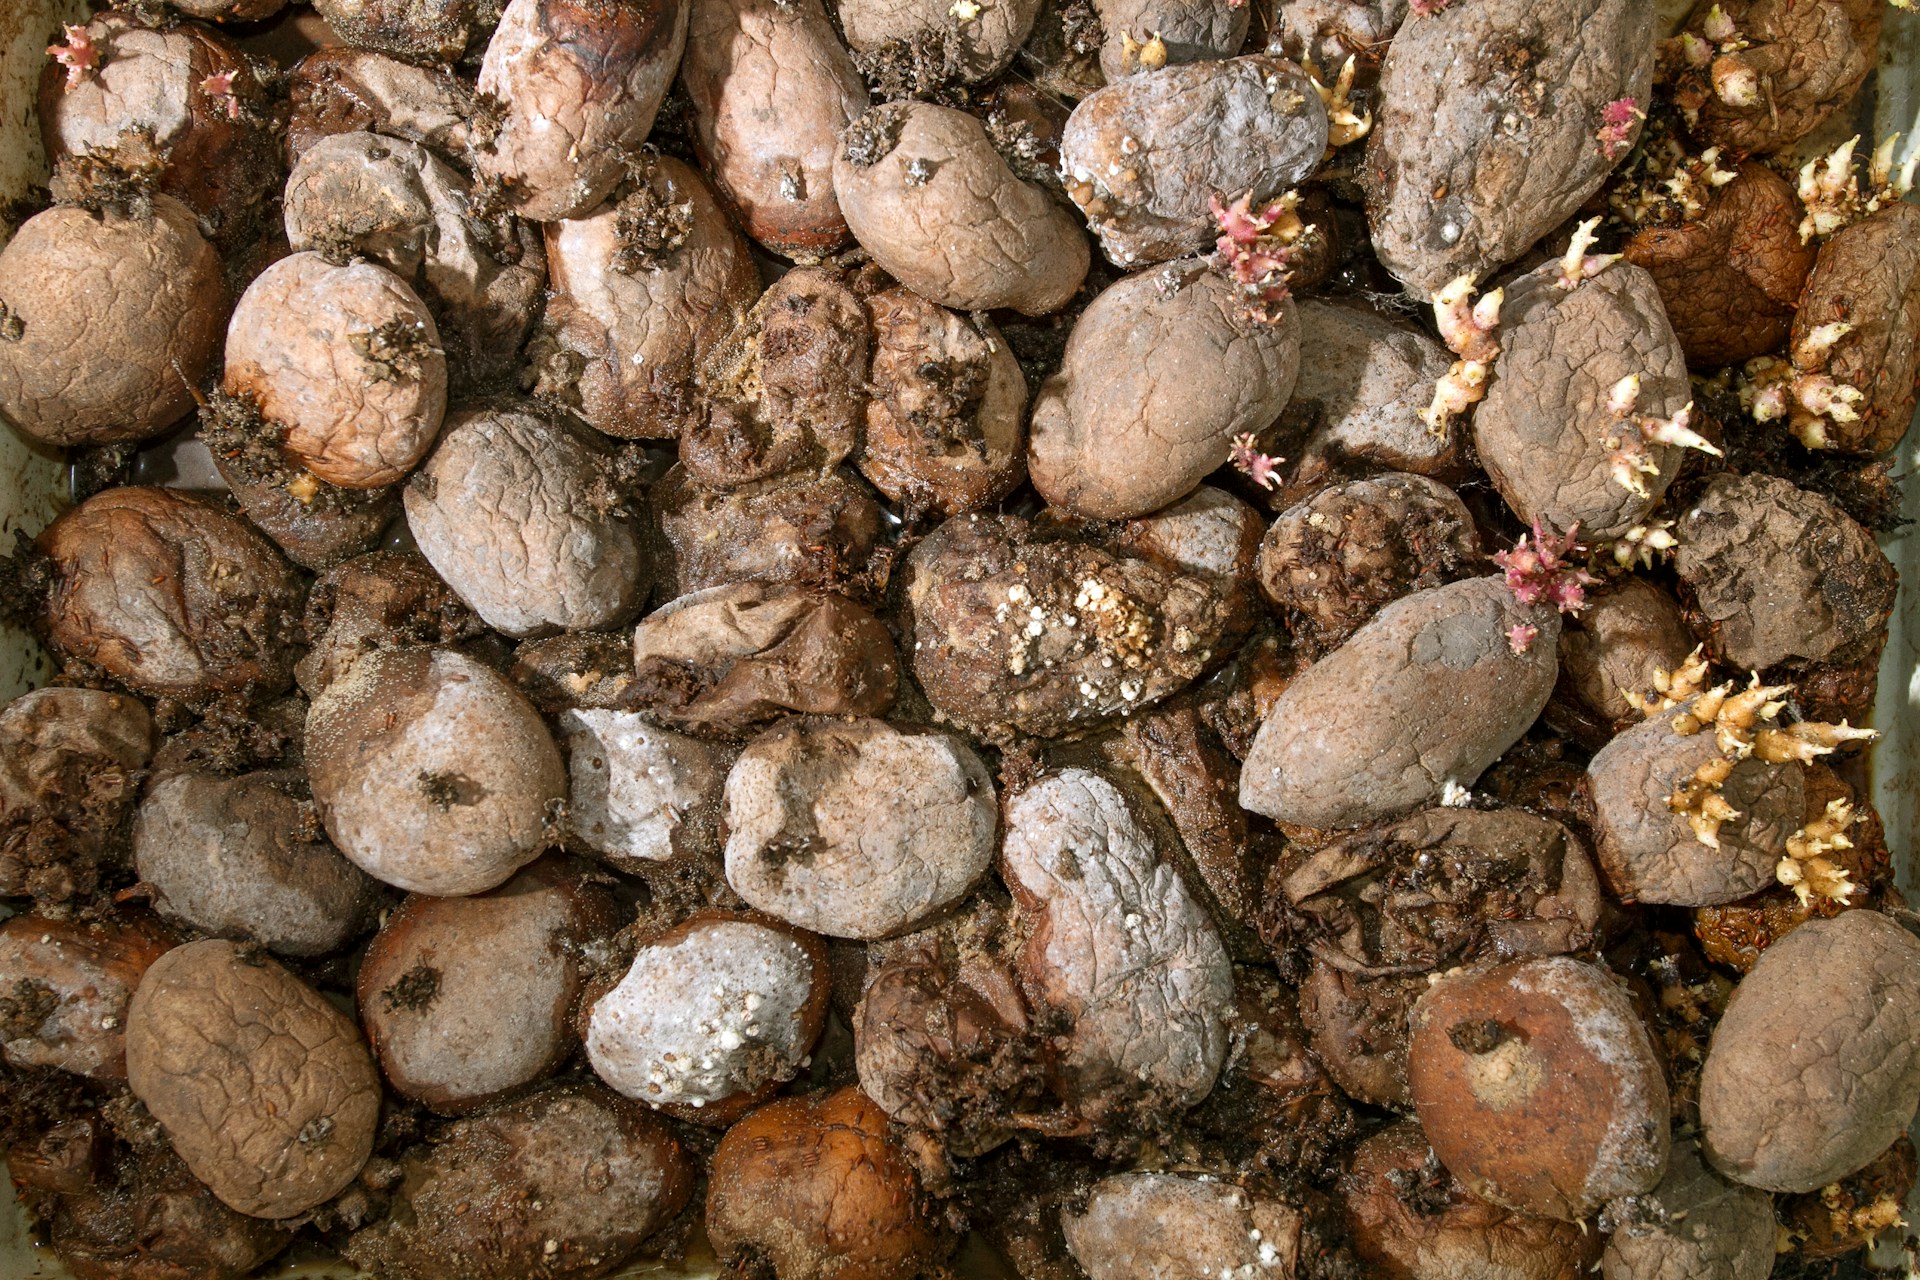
(1788, 202, 1920, 455)
(1678, 0, 1881, 156)
(125, 939, 381, 1220)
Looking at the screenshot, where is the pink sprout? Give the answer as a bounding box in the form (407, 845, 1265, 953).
(1595, 97, 1640, 161)
(47, 25, 97, 92)
(1228, 433, 1284, 491)
(1493, 519, 1599, 613)
(1409, 0, 1452, 14)
(1210, 191, 1298, 323)
(201, 70, 242, 120)
(1506, 623, 1540, 654)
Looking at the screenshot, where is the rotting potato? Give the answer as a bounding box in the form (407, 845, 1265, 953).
(1113, 484, 1266, 642)
(0, 200, 226, 448)
(133, 770, 376, 958)
(305, 646, 567, 896)
(1553, 575, 1694, 734)
(841, 0, 1042, 82)
(1027, 260, 1300, 521)
(859, 286, 1029, 517)
(474, 0, 690, 222)
(899, 512, 1234, 741)
(286, 47, 482, 165)
(1062, 1173, 1328, 1280)
(1407, 955, 1670, 1221)
(1239, 576, 1560, 830)
(1091, 0, 1248, 81)
(216, 471, 401, 576)
(586, 912, 830, 1121)
(629, 581, 900, 735)
(559, 708, 734, 871)
(38, 487, 305, 701)
(1058, 57, 1329, 267)
(1671, 0, 1880, 156)
(357, 858, 623, 1112)
(1599, 1139, 1775, 1280)
(1472, 260, 1691, 540)
(1699, 909, 1920, 1193)
(173, 0, 289, 17)
(706, 1086, 948, 1280)
(833, 101, 1090, 314)
(1273, 0, 1407, 86)
(1002, 769, 1234, 1116)
(542, 157, 763, 440)
(1362, 0, 1657, 294)
(295, 550, 485, 699)
(1672, 471, 1896, 671)
(404, 407, 648, 638)
(1778, 1134, 1917, 1261)
(125, 939, 381, 1219)
(679, 0, 869, 256)
(344, 1083, 693, 1280)
(512, 632, 651, 712)
(224, 252, 448, 490)
(723, 717, 998, 939)
(313, 0, 492, 62)
(652, 465, 883, 596)
(0, 914, 172, 1081)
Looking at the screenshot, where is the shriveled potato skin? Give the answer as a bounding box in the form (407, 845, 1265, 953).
(314, 0, 487, 61)
(545, 159, 763, 440)
(1555, 575, 1693, 729)
(286, 48, 481, 165)
(1681, 0, 1880, 156)
(1239, 577, 1560, 830)
(221, 476, 400, 576)
(1472, 262, 1690, 539)
(840, 0, 1042, 81)
(1672, 472, 1896, 671)
(1362, 0, 1657, 294)
(475, 0, 690, 222)
(654, 465, 882, 595)
(1063, 1173, 1314, 1280)
(0, 914, 172, 1081)
(1059, 58, 1329, 267)
(39, 488, 304, 700)
(1789, 203, 1920, 454)
(296, 549, 483, 698)
(1699, 909, 1920, 1193)
(1599, 1140, 1775, 1280)
(1273, 0, 1407, 84)
(174, 0, 289, 17)
(1092, 0, 1249, 80)
(305, 646, 567, 896)
(0, 200, 226, 448)
(680, 0, 868, 255)
(833, 102, 1090, 314)
(405, 408, 648, 637)
(125, 939, 380, 1219)
(1028, 262, 1300, 520)
(0, 688, 154, 906)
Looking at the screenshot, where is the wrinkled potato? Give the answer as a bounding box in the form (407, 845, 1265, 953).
(560, 708, 734, 870)
(1059, 57, 1329, 267)
(513, 632, 653, 712)
(1786, 203, 1920, 454)
(1273, 0, 1407, 84)
(544, 157, 762, 440)
(834, 101, 1090, 314)
(1063, 1173, 1324, 1280)
(842, 0, 1042, 81)
(38, 487, 304, 700)
(1554, 575, 1694, 733)
(1673, 0, 1879, 156)
(1363, 0, 1656, 293)
(0, 200, 226, 448)
(405, 407, 648, 637)
(0, 913, 172, 1081)
(305, 646, 567, 896)
(1599, 1140, 1775, 1280)
(173, 0, 289, 16)
(652, 465, 882, 596)
(286, 47, 482, 165)
(217, 470, 401, 576)
(1027, 260, 1300, 520)
(126, 939, 381, 1219)
(1240, 577, 1560, 830)
(225, 252, 448, 490)
(313, 0, 492, 62)
(475, 0, 690, 221)
(680, 0, 868, 255)
(1114, 484, 1267, 642)
(1699, 909, 1920, 1193)
(295, 549, 484, 698)
(1092, 0, 1248, 80)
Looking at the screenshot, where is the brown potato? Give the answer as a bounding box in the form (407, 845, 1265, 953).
(652, 465, 883, 596)
(295, 549, 484, 698)
(1113, 484, 1267, 644)
(1273, 0, 1405, 85)
(125, 939, 381, 1219)
(314, 0, 489, 61)
(1027, 261, 1300, 520)
(1786, 202, 1920, 454)
(834, 101, 1090, 314)
(1092, 0, 1249, 80)
(1063, 1173, 1329, 1280)
(513, 632, 653, 712)
(217, 471, 400, 576)
(0, 200, 226, 448)
(174, 0, 289, 16)
(1673, 0, 1879, 155)
(559, 708, 735, 870)
(1554, 575, 1694, 733)
(1599, 1139, 1775, 1280)
(0, 913, 172, 1081)
(840, 0, 1043, 82)
(286, 47, 482, 166)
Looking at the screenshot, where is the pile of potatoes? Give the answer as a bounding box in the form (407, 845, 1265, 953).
(0, 0, 1917, 1275)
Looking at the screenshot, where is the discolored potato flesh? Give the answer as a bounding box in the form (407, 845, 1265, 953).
(0, 913, 173, 1081)
(1599, 1139, 1775, 1280)
(652, 465, 883, 597)
(1786, 202, 1920, 455)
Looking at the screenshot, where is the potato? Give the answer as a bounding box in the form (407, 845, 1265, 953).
(512, 632, 651, 712)
(0, 200, 226, 448)
(1091, 0, 1248, 80)
(1273, 0, 1405, 85)
(38, 488, 304, 700)
(834, 101, 1090, 314)
(358, 858, 622, 1112)
(305, 646, 567, 896)
(706, 1086, 948, 1280)
(475, 0, 689, 222)
(1622, 162, 1813, 369)
(723, 717, 997, 939)
(133, 770, 376, 958)
(344, 1083, 693, 1280)
(126, 939, 380, 1218)
(173, 0, 288, 16)
(543, 157, 763, 439)
(1059, 58, 1329, 267)
(1554, 576, 1694, 732)
(1471, 261, 1690, 540)
(1257, 473, 1479, 658)
(405, 407, 648, 637)
(1407, 956, 1670, 1221)
(586, 912, 830, 1120)
(0, 688, 153, 910)
(1240, 577, 1560, 829)
(1063, 1173, 1326, 1280)
(1362, 0, 1656, 293)
(217, 469, 400, 576)
(630, 581, 899, 734)
(1698, 909, 1920, 1193)
(1341, 1121, 1597, 1280)
(295, 550, 484, 698)
(286, 47, 482, 165)
(858, 286, 1029, 516)
(0, 914, 172, 1081)
(1672, 472, 1896, 671)
(900, 512, 1233, 740)
(1002, 769, 1233, 1114)
(314, 0, 490, 61)
(559, 709, 734, 870)
(840, 0, 1042, 82)
(1786, 203, 1920, 454)
(1114, 484, 1266, 640)
(1027, 261, 1300, 520)
(652, 465, 882, 596)
(224, 252, 448, 490)
(1599, 1140, 1775, 1280)
(1672, 0, 1879, 155)
(1778, 1135, 1916, 1261)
